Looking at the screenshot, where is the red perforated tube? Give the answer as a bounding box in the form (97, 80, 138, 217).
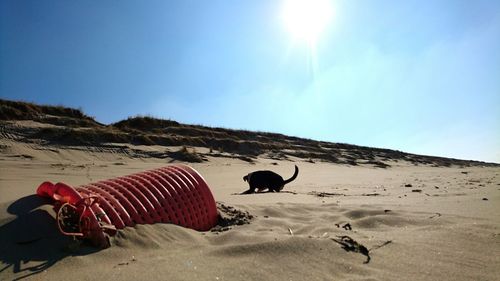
(36, 164, 218, 248)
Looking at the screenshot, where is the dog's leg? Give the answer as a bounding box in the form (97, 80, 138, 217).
(256, 187, 267, 193)
(240, 186, 256, 194)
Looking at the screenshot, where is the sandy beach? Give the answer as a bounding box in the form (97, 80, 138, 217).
(1, 136, 499, 281)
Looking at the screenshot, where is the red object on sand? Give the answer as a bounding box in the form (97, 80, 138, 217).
(36, 164, 218, 248)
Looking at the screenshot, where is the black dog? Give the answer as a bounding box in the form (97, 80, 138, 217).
(241, 165, 299, 194)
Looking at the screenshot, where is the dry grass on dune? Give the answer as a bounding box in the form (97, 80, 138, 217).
(1, 98, 498, 167)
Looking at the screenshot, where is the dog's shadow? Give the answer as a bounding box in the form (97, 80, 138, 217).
(231, 190, 298, 195)
(0, 195, 98, 280)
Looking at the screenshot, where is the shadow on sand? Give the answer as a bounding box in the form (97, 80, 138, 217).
(0, 195, 98, 280)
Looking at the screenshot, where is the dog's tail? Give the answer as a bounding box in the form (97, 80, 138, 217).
(283, 165, 299, 185)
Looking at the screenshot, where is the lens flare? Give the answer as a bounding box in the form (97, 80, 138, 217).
(281, 0, 333, 46)
(281, 0, 333, 79)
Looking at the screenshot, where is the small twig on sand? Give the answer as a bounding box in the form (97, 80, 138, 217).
(429, 213, 441, 219)
(369, 240, 393, 252)
(342, 223, 352, 231)
(333, 236, 393, 264)
(332, 235, 371, 264)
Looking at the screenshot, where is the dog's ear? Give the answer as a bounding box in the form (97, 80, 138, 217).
(243, 175, 248, 182)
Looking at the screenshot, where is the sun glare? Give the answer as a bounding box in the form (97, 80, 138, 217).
(281, 0, 333, 45)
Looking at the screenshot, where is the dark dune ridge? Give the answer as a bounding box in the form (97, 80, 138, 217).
(1, 98, 498, 168)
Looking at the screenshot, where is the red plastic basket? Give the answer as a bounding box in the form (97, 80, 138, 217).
(37, 164, 218, 248)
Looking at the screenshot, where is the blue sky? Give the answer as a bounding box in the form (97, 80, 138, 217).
(1, 0, 499, 162)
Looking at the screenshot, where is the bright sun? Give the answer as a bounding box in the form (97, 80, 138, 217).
(281, 0, 333, 45)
